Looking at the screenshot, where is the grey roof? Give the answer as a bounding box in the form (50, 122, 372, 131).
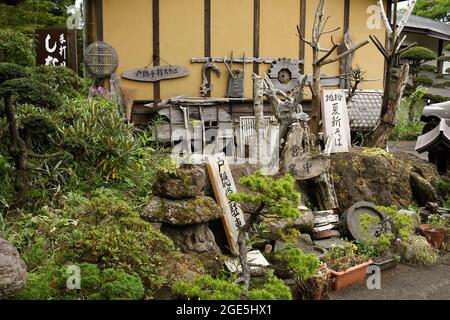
(347, 91, 383, 131)
(398, 14, 450, 40)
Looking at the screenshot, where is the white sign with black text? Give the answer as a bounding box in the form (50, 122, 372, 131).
(321, 89, 351, 153)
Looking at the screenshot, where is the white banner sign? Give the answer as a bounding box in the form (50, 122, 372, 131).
(206, 153, 245, 255)
(321, 89, 351, 153)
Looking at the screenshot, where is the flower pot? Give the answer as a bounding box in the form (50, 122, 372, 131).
(371, 257, 397, 272)
(328, 260, 372, 291)
(418, 224, 446, 250)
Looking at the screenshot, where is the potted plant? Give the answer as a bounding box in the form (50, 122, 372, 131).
(293, 263, 331, 300)
(419, 214, 449, 250)
(323, 243, 372, 291)
(357, 206, 416, 271)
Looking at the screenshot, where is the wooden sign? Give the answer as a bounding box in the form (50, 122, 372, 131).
(122, 65, 190, 82)
(287, 155, 330, 181)
(35, 29, 78, 73)
(321, 89, 351, 153)
(206, 153, 245, 255)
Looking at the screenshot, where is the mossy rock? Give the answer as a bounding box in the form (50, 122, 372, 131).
(153, 165, 206, 199)
(331, 148, 440, 210)
(141, 196, 223, 225)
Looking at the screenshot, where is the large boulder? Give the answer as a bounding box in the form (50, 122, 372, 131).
(141, 196, 223, 225)
(264, 210, 315, 241)
(153, 165, 206, 199)
(0, 238, 27, 299)
(331, 148, 440, 210)
(161, 223, 221, 254)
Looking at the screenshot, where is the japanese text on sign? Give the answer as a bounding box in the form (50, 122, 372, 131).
(36, 29, 70, 68)
(206, 154, 245, 255)
(321, 90, 351, 153)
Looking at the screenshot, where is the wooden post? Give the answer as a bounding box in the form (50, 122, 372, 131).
(253, 74, 265, 163)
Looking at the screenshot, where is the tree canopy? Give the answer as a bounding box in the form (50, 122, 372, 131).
(413, 0, 450, 22)
(0, 0, 72, 35)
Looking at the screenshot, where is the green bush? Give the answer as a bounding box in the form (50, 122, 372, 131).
(0, 78, 62, 109)
(418, 64, 437, 73)
(0, 29, 35, 67)
(390, 119, 424, 141)
(414, 75, 434, 86)
(14, 263, 144, 300)
(173, 274, 292, 300)
(272, 247, 320, 279)
(30, 65, 80, 98)
(423, 93, 448, 103)
(0, 62, 29, 84)
(398, 235, 439, 266)
(400, 47, 438, 64)
(446, 67, 450, 74)
(67, 192, 176, 292)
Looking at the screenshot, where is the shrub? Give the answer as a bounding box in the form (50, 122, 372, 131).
(0, 62, 29, 84)
(0, 78, 62, 109)
(418, 64, 437, 73)
(97, 268, 145, 300)
(446, 67, 450, 74)
(30, 65, 80, 98)
(0, 29, 35, 67)
(14, 263, 145, 300)
(423, 93, 448, 103)
(400, 47, 438, 64)
(173, 274, 292, 300)
(66, 192, 176, 293)
(172, 275, 243, 300)
(272, 247, 320, 279)
(398, 235, 439, 266)
(323, 243, 369, 272)
(414, 75, 434, 86)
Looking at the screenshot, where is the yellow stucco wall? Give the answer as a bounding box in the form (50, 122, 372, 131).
(103, 0, 153, 100)
(350, 0, 386, 90)
(160, 0, 204, 99)
(101, 0, 386, 101)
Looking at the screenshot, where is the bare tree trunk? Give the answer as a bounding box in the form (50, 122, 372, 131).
(237, 212, 259, 294)
(367, 64, 410, 148)
(4, 96, 29, 208)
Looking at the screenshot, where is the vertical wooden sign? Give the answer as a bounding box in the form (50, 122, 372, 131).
(206, 153, 245, 255)
(321, 89, 351, 153)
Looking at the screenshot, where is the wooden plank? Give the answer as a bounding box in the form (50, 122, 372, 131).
(299, 0, 306, 74)
(206, 154, 246, 255)
(95, 0, 103, 41)
(192, 57, 304, 64)
(253, 0, 260, 75)
(152, 0, 160, 105)
(286, 155, 330, 180)
(122, 66, 191, 82)
(204, 0, 211, 97)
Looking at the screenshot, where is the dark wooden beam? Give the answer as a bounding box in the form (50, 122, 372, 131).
(204, 0, 211, 97)
(94, 0, 103, 41)
(437, 39, 444, 74)
(153, 0, 160, 105)
(299, 0, 306, 74)
(343, 0, 350, 34)
(253, 0, 260, 75)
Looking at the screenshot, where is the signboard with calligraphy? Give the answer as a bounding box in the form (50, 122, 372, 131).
(35, 29, 78, 73)
(321, 89, 351, 153)
(206, 154, 245, 256)
(122, 65, 191, 82)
